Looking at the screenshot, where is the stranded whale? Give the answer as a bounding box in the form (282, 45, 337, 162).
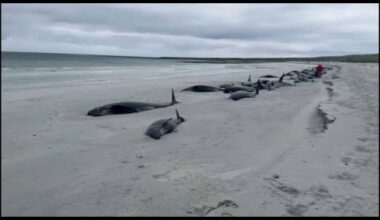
(145, 108, 185, 139)
(223, 86, 254, 93)
(229, 85, 260, 101)
(182, 85, 221, 92)
(87, 89, 179, 117)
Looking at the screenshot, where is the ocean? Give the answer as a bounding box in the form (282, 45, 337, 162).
(1, 52, 263, 91)
(1, 52, 315, 92)
(1, 52, 195, 91)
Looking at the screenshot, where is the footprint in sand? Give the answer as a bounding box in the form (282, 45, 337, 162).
(265, 178, 334, 216)
(304, 184, 332, 200)
(341, 156, 352, 166)
(353, 157, 374, 167)
(355, 145, 373, 153)
(368, 122, 378, 127)
(326, 87, 334, 99)
(287, 184, 333, 216)
(358, 137, 369, 142)
(120, 159, 130, 164)
(286, 203, 309, 216)
(221, 212, 233, 216)
(331, 196, 367, 216)
(328, 172, 358, 181)
(191, 200, 239, 216)
(263, 177, 300, 197)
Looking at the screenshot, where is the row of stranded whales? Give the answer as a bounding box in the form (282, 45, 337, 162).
(87, 89, 179, 117)
(180, 73, 292, 96)
(87, 67, 331, 139)
(285, 69, 316, 82)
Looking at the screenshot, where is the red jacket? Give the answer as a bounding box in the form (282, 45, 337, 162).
(316, 65, 324, 73)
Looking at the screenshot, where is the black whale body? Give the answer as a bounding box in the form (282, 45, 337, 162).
(223, 86, 254, 93)
(87, 89, 179, 117)
(145, 109, 185, 139)
(229, 86, 260, 101)
(182, 85, 221, 92)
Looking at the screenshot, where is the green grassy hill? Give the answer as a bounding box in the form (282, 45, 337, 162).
(308, 54, 379, 63)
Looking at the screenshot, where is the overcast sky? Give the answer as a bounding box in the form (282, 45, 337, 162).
(2, 3, 379, 58)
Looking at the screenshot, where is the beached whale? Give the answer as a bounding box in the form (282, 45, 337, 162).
(241, 80, 270, 90)
(284, 71, 296, 77)
(241, 81, 256, 87)
(260, 74, 279, 78)
(219, 83, 235, 89)
(270, 74, 294, 89)
(279, 73, 285, 82)
(294, 71, 312, 82)
(223, 86, 254, 93)
(145, 109, 185, 139)
(87, 89, 179, 117)
(229, 86, 260, 101)
(257, 79, 272, 91)
(241, 82, 256, 87)
(182, 85, 221, 92)
(241, 74, 256, 87)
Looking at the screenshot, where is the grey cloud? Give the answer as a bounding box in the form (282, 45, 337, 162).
(2, 3, 378, 57)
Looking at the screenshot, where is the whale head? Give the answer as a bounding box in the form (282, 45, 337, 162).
(87, 107, 107, 116)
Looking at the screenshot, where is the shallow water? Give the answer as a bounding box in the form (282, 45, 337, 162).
(2, 52, 315, 91)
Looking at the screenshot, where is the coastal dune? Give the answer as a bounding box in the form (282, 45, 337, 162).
(2, 62, 378, 216)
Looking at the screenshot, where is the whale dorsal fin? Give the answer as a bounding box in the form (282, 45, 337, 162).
(248, 74, 251, 82)
(175, 108, 180, 120)
(175, 108, 185, 122)
(279, 73, 285, 83)
(171, 88, 178, 104)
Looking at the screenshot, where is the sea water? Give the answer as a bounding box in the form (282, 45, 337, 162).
(1, 52, 315, 91)
(1, 52, 189, 91)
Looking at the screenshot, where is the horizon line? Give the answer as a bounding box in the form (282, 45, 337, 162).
(2, 50, 378, 60)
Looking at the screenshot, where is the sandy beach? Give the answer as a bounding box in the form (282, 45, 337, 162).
(1, 62, 378, 216)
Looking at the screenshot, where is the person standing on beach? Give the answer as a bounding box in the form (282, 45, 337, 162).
(314, 64, 324, 78)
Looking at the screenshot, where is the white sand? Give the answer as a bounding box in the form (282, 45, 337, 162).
(2, 62, 378, 216)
